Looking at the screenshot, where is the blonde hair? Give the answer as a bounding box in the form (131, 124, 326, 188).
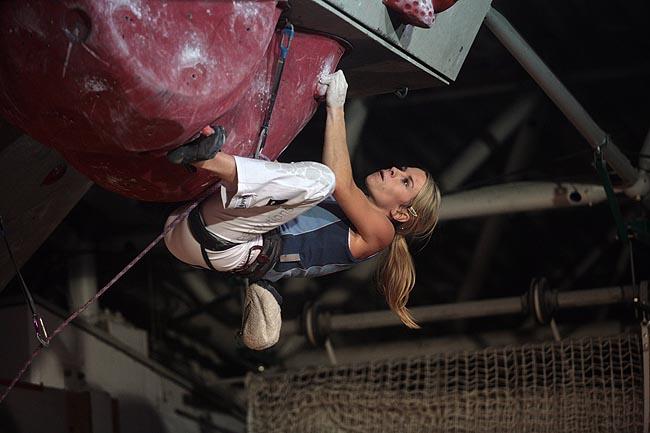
(376, 172, 441, 328)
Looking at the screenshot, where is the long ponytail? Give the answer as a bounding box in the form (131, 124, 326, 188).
(376, 172, 441, 328)
(376, 234, 419, 328)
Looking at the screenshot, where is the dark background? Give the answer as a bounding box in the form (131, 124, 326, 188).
(3, 0, 649, 382)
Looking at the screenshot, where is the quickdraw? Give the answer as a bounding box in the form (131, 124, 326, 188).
(0, 216, 49, 347)
(254, 22, 295, 159)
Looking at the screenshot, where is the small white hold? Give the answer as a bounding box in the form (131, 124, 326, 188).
(84, 76, 110, 92)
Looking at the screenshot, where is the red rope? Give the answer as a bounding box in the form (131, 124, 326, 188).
(0, 183, 220, 404)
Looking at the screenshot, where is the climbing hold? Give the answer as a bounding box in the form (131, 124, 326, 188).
(383, 0, 435, 28)
(0, 1, 346, 202)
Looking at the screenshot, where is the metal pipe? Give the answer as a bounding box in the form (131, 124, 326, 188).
(457, 120, 538, 302)
(484, 7, 639, 186)
(374, 66, 650, 107)
(632, 129, 650, 203)
(330, 297, 523, 331)
(557, 286, 628, 308)
(319, 284, 638, 332)
(440, 181, 608, 221)
(557, 227, 617, 291)
(439, 95, 537, 191)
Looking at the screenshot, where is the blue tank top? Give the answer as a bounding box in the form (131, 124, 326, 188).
(262, 196, 364, 282)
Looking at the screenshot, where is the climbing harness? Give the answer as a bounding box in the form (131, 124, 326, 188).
(187, 204, 237, 271)
(233, 231, 282, 282)
(187, 203, 282, 281)
(0, 182, 220, 404)
(254, 22, 295, 159)
(0, 216, 49, 348)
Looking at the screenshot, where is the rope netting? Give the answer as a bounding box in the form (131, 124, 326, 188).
(247, 333, 644, 433)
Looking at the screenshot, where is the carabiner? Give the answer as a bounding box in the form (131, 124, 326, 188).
(279, 23, 294, 60)
(33, 314, 49, 347)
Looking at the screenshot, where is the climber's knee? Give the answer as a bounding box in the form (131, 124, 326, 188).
(306, 162, 335, 202)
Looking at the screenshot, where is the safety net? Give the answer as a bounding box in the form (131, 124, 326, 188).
(247, 333, 644, 433)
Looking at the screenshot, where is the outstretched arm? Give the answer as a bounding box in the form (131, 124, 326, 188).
(320, 72, 354, 202)
(320, 71, 394, 257)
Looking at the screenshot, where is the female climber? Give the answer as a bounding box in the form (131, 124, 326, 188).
(164, 70, 441, 350)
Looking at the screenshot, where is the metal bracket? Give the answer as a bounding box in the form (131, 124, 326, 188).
(528, 277, 557, 325)
(595, 134, 610, 156)
(394, 87, 409, 99)
(301, 302, 330, 347)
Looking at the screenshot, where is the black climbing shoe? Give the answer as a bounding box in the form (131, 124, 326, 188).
(167, 125, 226, 165)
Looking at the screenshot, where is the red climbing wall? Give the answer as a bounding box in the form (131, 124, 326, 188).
(0, 0, 345, 201)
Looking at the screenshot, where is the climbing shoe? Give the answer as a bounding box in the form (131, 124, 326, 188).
(167, 125, 226, 165)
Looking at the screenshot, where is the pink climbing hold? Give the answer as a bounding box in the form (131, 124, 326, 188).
(383, 0, 435, 28)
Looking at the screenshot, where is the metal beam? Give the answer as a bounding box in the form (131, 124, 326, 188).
(484, 7, 640, 187)
(439, 95, 537, 191)
(0, 135, 91, 291)
(282, 283, 641, 334)
(6, 296, 246, 415)
(457, 118, 538, 302)
(374, 66, 650, 106)
(439, 181, 608, 220)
